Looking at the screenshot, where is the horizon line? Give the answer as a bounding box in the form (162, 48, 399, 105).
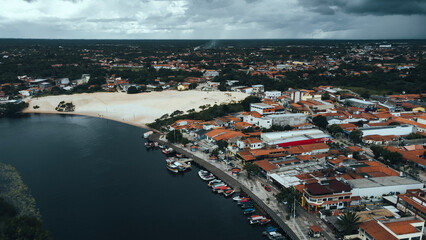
(0, 37, 425, 41)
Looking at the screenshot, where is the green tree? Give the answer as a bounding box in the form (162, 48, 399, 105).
(127, 86, 140, 94)
(218, 81, 227, 91)
(0, 198, 17, 221)
(242, 162, 260, 178)
(327, 124, 343, 135)
(241, 96, 261, 112)
(166, 130, 183, 143)
(3, 216, 52, 240)
(312, 115, 328, 129)
(370, 145, 384, 159)
(337, 211, 361, 235)
(406, 133, 422, 140)
(349, 130, 363, 144)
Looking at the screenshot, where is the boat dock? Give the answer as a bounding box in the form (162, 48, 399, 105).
(149, 132, 299, 240)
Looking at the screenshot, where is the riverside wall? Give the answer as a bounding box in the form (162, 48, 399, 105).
(149, 133, 299, 240)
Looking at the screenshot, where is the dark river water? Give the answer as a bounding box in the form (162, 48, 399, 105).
(0, 114, 267, 240)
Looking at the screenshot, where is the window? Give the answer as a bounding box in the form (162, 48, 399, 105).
(411, 237, 420, 240)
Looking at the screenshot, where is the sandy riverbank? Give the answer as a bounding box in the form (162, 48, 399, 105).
(23, 90, 248, 128)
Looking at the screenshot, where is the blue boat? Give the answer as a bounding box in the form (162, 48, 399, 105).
(243, 208, 255, 215)
(262, 226, 278, 236)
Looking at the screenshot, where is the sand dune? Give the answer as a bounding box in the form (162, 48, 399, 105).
(24, 91, 248, 128)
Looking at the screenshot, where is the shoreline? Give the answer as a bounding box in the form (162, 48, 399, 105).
(16, 111, 299, 239)
(23, 111, 152, 130)
(22, 90, 248, 129)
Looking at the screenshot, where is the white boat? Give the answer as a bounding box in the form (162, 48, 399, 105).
(208, 179, 221, 187)
(198, 170, 215, 181)
(143, 131, 153, 139)
(267, 232, 285, 240)
(166, 158, 186, 172)
(233, 195, 242, 202)
(166, 162, 179, 173)
(248, 215, 266, 225)
(210, 182, 226, 189)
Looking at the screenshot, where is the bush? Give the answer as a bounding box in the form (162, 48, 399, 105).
(127, 86, 140, 94)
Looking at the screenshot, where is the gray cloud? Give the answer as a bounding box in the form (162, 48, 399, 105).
(0, 0, 424, 39)
(299, 0, 426, 16)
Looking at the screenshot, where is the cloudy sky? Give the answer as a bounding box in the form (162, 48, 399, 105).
(0, 0, 425, 39)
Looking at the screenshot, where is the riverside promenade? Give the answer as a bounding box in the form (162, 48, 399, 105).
(149, 133, 300, 240)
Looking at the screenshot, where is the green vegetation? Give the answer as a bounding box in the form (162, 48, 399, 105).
(276, 187, 302, 214)
(370, 146, 404, 168)
(262, 125, 293, 132)
(327, 124, 344, 135)
(0, 164, 51, 240)
(127, 86, 140, 94)
(0, 163, 41, 219)
(349, 130, 363, 144)
(312, 115, 328, 129)
(0, 102, 28, 117)
(337, 211, 361, 235)
(406, 132, 423, 139)
(242, 162, 260, 178)
(148, 96, 259, 130)
(55, 101, 75, 112)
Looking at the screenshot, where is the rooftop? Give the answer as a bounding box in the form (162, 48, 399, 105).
(348, 176, 422, 189)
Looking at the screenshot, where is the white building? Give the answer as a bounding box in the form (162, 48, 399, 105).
(359, 125, 414, 137)
(348, 176, 423, 199)
(266, 113, 307, 126)
(264, 91, 281, 100)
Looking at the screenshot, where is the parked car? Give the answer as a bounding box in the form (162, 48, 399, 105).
(264, 185, 271, 192)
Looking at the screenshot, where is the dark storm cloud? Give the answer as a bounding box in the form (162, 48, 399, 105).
(1, 0, 425, 39)
(300, 0, 426, 16)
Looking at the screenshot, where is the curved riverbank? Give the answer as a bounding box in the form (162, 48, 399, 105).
(149, 133, 299, 240)
(0, 114, 268, 240)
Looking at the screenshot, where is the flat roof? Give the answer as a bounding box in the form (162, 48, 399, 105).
(346, 98, 375, 105)
(265, 113, 306, 118)
(348, 176, 422, 189)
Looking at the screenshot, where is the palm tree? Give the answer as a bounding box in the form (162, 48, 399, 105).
(337, 211, 361, 235)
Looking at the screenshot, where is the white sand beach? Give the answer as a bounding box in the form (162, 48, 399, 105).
(23, 91, 248, 128)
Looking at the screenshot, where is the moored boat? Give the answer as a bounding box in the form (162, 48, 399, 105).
(243, 208, 255, 215)
(223, 188, 234, 197)
(143, 131, 153, 139)
(248, 215, 266, 224)
(162, 148, 175, 155)
(166, 162, 179, 173)
(237, 198, 250, 205)
(232, 195, 242, 202)
(262, 226, 278, 235)
(198, 170, 215, 181)
(241, 202, 254, 209)
(259, 218, 271, 225)
(208, 179, 221, 187)
(212, 185, 228, 193)
(266, 231, 285, 240)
